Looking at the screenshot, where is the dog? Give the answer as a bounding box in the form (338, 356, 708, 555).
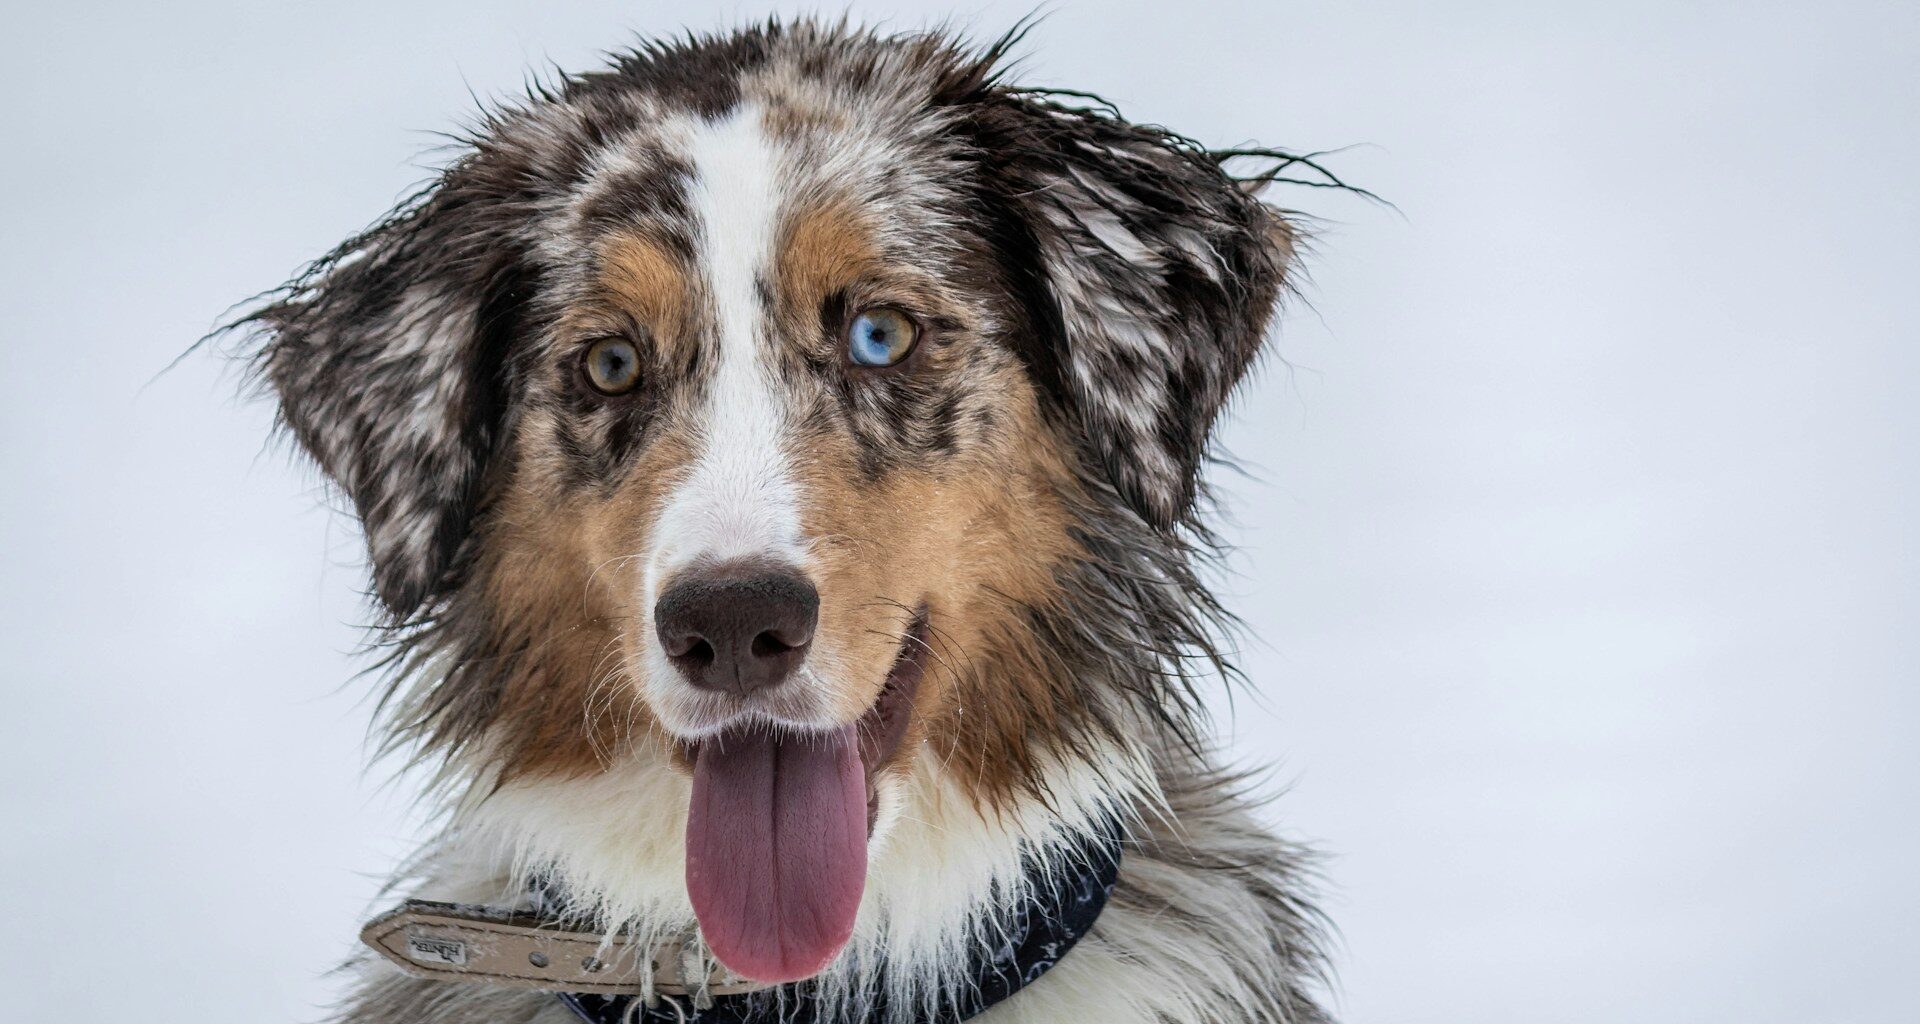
(236, 20, 1333, 1024)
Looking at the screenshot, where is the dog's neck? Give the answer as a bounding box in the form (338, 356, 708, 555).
(399, 734, 1155, 1019)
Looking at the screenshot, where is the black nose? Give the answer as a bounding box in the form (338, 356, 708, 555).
(654, 561, 819, 695)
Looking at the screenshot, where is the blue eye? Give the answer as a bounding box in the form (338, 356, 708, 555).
(847, 307, 919, 367)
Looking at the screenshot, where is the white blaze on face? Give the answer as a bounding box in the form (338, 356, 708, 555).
(642, 107, 808, 702)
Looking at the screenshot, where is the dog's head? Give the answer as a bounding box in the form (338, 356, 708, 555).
(245, 23, 1294, 984)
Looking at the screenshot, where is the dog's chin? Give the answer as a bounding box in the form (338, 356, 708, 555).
(660, 611, 929, 984)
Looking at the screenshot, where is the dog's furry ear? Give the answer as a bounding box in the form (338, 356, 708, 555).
(963, 90, 1296, 528)
(240, 165, 531, 619)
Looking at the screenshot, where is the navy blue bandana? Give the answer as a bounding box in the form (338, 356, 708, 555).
(558, 831, 1121, 1024)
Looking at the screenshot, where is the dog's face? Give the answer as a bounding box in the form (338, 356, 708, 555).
(246, 25, 1292, 983)
(497, 103, 1063, 751)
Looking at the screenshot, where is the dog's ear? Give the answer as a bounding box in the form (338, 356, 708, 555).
(963, 91, 1296, 528)
(242, 163, 532, 619)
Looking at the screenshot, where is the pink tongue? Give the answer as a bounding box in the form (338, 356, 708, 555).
(685, 725, 868, 983)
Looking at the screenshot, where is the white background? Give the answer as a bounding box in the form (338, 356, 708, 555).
(3, 2, 1915, 1021)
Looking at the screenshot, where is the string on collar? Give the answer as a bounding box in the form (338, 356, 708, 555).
(557, 828, 1122, 1024)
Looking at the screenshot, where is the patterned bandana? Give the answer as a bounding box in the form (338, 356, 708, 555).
(558, 831, 1122, 1024)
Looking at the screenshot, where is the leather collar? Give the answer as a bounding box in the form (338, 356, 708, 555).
(362, 830, 1120, 1024)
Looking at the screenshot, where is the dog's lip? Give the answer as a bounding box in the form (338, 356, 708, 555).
(856, 609, 930, 779)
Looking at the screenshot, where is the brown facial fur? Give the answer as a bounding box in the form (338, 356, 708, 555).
(593, 233, 692, 349)
(771, 198, 1096, 804)
(472, 231, 708, 781)
(475, 417, 700, 782)
(792, 399, 1090, 807)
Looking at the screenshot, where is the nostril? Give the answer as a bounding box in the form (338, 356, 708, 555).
(659, 630, 698, 659)
(750, 630, 803, 659)
(677, 637, 716, 667)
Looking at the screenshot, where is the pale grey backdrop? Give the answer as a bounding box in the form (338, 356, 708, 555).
(3, 2, 1915, 1021)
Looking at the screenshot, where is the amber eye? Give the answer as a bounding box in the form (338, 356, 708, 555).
(582, 337, 642, 395)
(847, 306, 919, 367)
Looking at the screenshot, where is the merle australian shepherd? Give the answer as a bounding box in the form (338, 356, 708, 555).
(235, 20, 1337, 1024)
